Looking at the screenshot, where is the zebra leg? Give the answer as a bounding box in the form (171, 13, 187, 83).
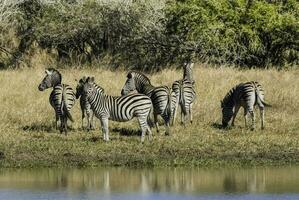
(64, 116, 68, 135)
(162, 115, 171, 136)
(90, 112, 95, 130)
(147, 127, 153, 141)
(189, 103, 193, 124)
(59, 115, 65, 134)
(55, 113, 59, 130)
(244, 108, 248, 128)
(231, 105, 240, 127)
(81, 109, 85, 130)
(259, 106, 265, 130)
(137, 116, 148, 143)
(249, 109, 255, 131)
(86, 111, 92, 131)
(171, 104, 178, 126)
(180, 105, 186, 127)
(171, 95, 179, 126)
(100, 118, 109, 141)
(154, 114, 159, 133)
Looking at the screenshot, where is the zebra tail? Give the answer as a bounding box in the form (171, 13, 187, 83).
(147, 104, 155, 128)
(166, 87, 172, 121)
(61, 95, 74, 123)
(255, 89, 272, 108)
(180, 83, 187, 115)
(261, 100, 272, 107)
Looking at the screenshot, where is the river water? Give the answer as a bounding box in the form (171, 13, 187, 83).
(0, 166, 298, 199)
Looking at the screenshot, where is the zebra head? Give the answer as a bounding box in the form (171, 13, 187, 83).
(121, 72, 137, 95)
(38, 68, 61, 91)
(183, 62, 194, 82)
(221, 100, 233, 128)
(75, 76, 87, 99)
(82, 77, 105, 99)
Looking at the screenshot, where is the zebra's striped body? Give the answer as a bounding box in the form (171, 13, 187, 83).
(221, 81, 270, 130)
(171, 62, 196, 125)
(82, 77, 153, 143)
(76, 77, 95, 130)
(38, 68, 75, 134)
(121, 71, 172, 135)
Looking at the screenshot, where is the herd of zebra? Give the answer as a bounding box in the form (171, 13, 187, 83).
(38, 62, 270, 142)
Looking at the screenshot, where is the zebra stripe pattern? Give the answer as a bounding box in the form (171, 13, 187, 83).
(221, 81, 270, 130)
(183, 62, 195, 82)
(38, 68, 75, 134)
(121, 71, 172, 135)
(171, 62, 196, 125)
(81, 77, 153, 143)
(76, 76, 95, 130)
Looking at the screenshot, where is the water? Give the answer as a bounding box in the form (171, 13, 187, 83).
(0, 166, 298, 200)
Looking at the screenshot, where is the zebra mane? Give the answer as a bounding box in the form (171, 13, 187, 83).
(129, 70, 151, 84)
(86, 77, 105, 93)
(46, 68, 62, 83)
(222, 85, 238, 108)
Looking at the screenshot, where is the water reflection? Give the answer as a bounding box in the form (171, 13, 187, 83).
(0, 166, 298, 194)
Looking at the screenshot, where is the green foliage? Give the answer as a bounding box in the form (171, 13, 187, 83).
(166, 0, 299, 67)
(0, 0, 298, 69)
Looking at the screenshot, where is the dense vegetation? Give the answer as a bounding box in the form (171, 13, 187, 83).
(0, 0, 298, 70)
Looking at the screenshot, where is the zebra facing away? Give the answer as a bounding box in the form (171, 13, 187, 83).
(81, 77, 153, 143)
(171, 62, 196, 125)
(38, 68, 75, 134)
(75, 76, 95, 130)
(221, 81, 271, 130)
(121, 71, 172, 135)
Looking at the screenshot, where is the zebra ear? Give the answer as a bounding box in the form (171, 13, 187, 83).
(45, 69, 52, 75)
(90, 77, 95, 83)
(190, 63, 194, 69)
(82, 76, 87, 82)
(127, 72, 133, 79)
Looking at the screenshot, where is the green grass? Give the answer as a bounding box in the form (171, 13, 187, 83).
(0, 65, 298, 168)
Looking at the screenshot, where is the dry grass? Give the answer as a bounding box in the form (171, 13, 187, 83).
(0, 64, 298, 167)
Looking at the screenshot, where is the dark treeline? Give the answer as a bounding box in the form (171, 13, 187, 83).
(0, 0, 298, 70)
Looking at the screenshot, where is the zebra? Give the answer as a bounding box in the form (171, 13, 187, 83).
(171, 62, 196, 125)
(121, 71, 172, 135)
(221, 81, 271, 130)
(75, 76, 95, 130)
(183, 62, 195, 83)
(81, 76, 153, 143)
(38, 68, 75, 134)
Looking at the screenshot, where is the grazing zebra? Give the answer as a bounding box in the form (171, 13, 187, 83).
(121, 71, 172, 135)
(221, 81, 271, 130)
(75, 76, 95, 130)
(82, 77, 153, 143)
(38, 68, 75, 134)
(171, 62, 196, 125)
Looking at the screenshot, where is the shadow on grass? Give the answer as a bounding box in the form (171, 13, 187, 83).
(211, 122, 224, 129)
(211, 122, 234, 131)
(112, 127, 141, 136)
(22, 123, 55, 133)
(22, 123, 75, 133)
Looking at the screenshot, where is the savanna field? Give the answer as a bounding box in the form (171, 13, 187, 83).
(0, 65, 298, 168)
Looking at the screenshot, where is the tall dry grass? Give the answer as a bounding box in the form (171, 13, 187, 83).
(0, 63, 298, 167)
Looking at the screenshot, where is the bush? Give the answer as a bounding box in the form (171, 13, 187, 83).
(165, 0, 299, 67)
(0, 0, 298, 70)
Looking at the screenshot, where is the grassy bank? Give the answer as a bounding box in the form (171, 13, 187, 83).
(0, 65, 298, 168)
